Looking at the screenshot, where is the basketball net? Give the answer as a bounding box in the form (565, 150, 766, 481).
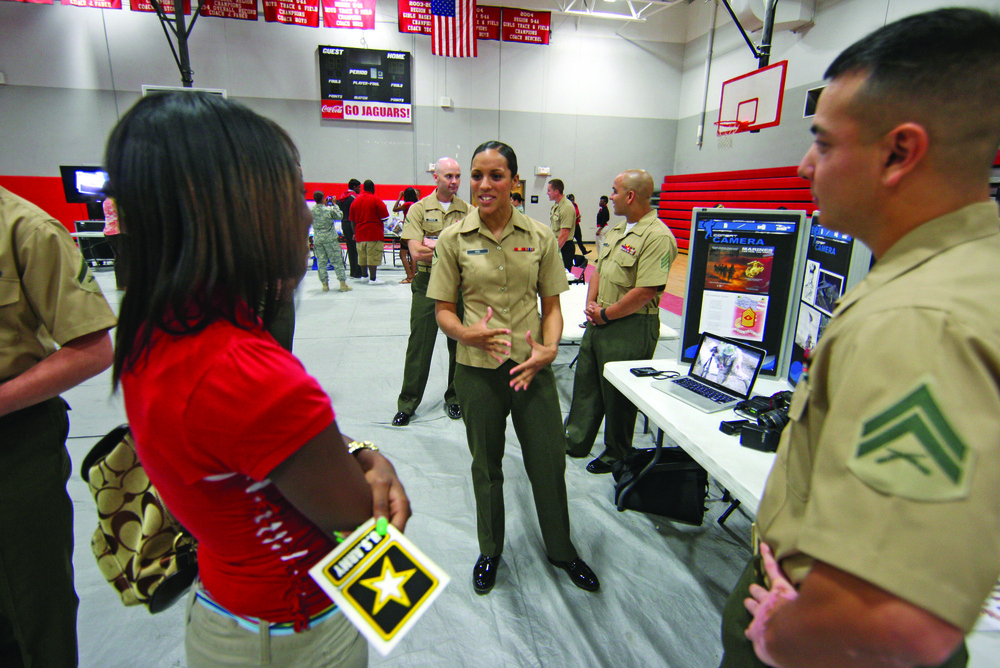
(715, 120, 750, 150)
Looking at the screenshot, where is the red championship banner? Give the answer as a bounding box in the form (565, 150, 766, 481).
(263, 0, 319, 26)
(66, 0, 121, 7)
(501, 8, 550, 44)
(323, 0, 375, 29)
(398, 0, 433, 35)
(476, 5, 500, 41)
(8, 0, 54, 5)
(200, 0, 258, 20)
(130, 0, 190, 13)
(321, 100, 412, 124)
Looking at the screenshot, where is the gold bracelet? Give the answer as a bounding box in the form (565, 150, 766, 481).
(347, 440, 379, 455)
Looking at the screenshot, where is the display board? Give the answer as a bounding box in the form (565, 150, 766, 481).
(319, 46, 412, 123)
(787, 214, 872, 384)
(680, 208, 809, 378)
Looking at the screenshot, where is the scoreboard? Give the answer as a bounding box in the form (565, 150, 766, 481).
(319, 46, 413, 124)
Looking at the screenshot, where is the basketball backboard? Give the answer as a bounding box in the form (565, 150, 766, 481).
(718, 60, 787, 135)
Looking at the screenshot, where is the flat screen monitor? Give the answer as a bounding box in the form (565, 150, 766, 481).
(680, 208, 809, 377)
(59, 165, 108, 204)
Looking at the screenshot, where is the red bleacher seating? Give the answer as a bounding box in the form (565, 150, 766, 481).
(658, 166, 817, 252)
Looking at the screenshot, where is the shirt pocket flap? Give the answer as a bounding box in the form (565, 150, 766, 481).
(0, 276, 21, 308)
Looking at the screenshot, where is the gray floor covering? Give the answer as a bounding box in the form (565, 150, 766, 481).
(63, 265, 998, 667)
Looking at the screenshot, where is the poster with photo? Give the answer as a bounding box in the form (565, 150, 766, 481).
(704, 244, 775, 295)
(794, 304, 830, 354)
(699, 291, 769, 342)
(814, 269, 844, 315)
(801, 259, 820, 306)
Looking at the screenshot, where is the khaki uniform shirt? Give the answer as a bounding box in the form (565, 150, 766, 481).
(0, 186, 117, 383)
(596, 211, 677, 313)
(549, 197, 575, 237)
(400, 193, 469, 269)
(427, 207, 568, 368)
(757, 202, 1000, 632)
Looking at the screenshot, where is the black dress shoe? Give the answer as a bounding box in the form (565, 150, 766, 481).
(392, 411, 411, 427)
(447, 404, 462, 420)
(586, 458, 613, 474)
(547, 556, 600, 592)
(473, 554, 500, 594)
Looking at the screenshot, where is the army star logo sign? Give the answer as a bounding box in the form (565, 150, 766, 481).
(310, 518, 450, 655)
(848, 380, 974, 501)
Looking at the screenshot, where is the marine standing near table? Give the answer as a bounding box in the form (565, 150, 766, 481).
(547, 178, 576, 272)
(564, 169, 677, 474)
(720, 9, 1000, 668)
(428, 141, 599, 596)
(0, 186, 117, 668)
(392, 157, 469, 427)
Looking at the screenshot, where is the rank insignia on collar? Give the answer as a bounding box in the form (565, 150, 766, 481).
(620, 244, 637, 256)
(513, 247, 534, 252)
(847, 380, 973, 502)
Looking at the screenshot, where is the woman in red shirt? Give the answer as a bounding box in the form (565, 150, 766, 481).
(104, 92, 410, 667)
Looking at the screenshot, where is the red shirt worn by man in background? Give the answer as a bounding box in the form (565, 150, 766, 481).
(350, 191, 389, 243)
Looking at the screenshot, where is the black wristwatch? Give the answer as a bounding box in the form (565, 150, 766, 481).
(600, 307, 610, 324)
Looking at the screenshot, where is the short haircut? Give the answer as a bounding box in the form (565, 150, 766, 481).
(363, 179, 375, 193)
(826, 7, 1000, 178)
(567, 194, 575, 202)
(104, 92, 305, 388)
(600, 196, 608, 204)
(471, 141, 518, 178)
(549, 179, 564, 194)
(313, 190, 324, 203)
(348, 178, 361, 190)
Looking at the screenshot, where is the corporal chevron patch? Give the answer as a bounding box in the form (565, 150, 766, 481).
(848, 380, 973, 501)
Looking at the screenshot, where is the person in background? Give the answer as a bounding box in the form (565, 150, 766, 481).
(595, 195, 610, 248)
(0, 186, 116, 668)
(510, 192, 525, 213)
(393, 157, 469, 427)
(102, 195, 125, 290)
(547, 178, 576, 273)
(310, 190, 350, 293)
(336, 179, 363, 279)
(428, 141, 599, 597)
(720, 9, 1000, 668)
(350, 180, 390, 285)
(566, 193, 588, 256)
(105, 92, 409, 667)
(564, 170, 677, 475)
(393, 187, 419, 284)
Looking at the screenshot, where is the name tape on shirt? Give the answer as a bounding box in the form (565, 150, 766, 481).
(309, 518, 450, 656)
(466, 249, 488, 255)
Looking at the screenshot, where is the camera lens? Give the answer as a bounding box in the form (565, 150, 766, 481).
(758, 408, 790, 432)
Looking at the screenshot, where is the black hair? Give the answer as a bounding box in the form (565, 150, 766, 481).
(471, 141, 518, 177)
(826, 8, 1000, 170)
(403, 187, 419, 203)
(104, 92, 306, 388)
(363, 179, 375, 193)
(600, 196, 608, 204)
(348, 178, 361, 190)
(511, 192, 524, 203)
(313, 190, 324, 203)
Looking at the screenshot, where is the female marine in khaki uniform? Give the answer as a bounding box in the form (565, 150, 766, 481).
(426, 141, 600, 596)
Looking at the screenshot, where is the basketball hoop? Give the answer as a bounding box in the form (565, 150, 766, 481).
(715, 120, 750, 150)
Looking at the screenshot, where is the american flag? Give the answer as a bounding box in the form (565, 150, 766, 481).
(431, 0, 477, 58)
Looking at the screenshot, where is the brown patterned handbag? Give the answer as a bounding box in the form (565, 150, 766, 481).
(81, 424, 198, 613)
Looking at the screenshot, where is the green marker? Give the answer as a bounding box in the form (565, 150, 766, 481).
(376, 517, 389, 536)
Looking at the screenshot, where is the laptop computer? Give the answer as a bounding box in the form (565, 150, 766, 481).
(652, 333, 766, 413)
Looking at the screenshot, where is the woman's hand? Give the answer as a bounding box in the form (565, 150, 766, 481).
(509, 330, 557, 390)
(353, 449, 411, 532)
(460, 306, 512, 364)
